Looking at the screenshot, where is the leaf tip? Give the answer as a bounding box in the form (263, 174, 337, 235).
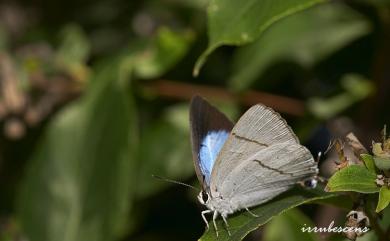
(193, 45, 219, 77)
(193, 54, 206, 77)
(376, 186, 390, 213)
(375, 203, 387, 213)
(192, 64, 200, 77)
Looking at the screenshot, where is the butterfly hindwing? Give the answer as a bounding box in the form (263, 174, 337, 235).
(189, 96, 233, 189)
(220, 142, 318, 208)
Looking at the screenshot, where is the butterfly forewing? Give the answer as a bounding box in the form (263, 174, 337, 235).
(189, 96, 233, 189)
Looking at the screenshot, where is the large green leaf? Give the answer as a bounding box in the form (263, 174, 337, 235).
(193, 0, 326, 76)
(135, 104, 194, 199)
(229, 3, 370, 91)
(17, 60, 137, 241)
(264, 209, 319, 241)
(199, 187, 336, 241)
(325, 165, 380, 194)
(311, 194, 353, 210)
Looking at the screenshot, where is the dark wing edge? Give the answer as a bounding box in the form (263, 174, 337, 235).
(189, 95, 234, 190)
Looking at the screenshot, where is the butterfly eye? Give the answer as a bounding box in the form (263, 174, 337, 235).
(304, 179, 318, 188)
(201, 191, 209, 203)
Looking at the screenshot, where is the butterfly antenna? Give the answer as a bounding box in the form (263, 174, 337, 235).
(152, 175, 200, 191)
(324, 140, 335, 155)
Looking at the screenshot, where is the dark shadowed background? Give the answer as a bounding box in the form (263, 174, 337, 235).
(0, 0, 389, 240)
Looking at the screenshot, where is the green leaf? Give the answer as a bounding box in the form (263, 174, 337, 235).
(379, 204, 390, 228)
(376, 186, 390, 212)
(360, 154, 376, 173)
(325, 165, 380, 194)
(229, 3, 370, 91)
(308, 74, 374, 119)
(17, 59, 137, 241)
(134, 27, 194, 79)
(55, 24, 91, 81)
(264, 209, 319, 241)
(193, 0, 326, 76)
(56, 24, 90, 66)
(199, 188, 336, 241)
(373, 156, 390, 171)
(312, 194, 352, 210)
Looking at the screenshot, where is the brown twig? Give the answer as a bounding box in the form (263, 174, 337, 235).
(0, 53, 26, 114)
(144, 79, 305, 116)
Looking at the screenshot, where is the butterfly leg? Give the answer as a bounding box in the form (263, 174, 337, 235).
(245, 207, 259, 217)
(201, 210, 212, 230)
(213, 211, 219, 237)
(221, 215, 231, 236)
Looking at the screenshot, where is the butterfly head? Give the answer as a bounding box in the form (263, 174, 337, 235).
(197, 190, 210, 205)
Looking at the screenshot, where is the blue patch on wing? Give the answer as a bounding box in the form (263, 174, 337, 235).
(199, 130, 229, 186)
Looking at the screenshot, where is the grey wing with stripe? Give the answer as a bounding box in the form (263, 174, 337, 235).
(219, 142, 318, 209)
(210, 104, 300, 194)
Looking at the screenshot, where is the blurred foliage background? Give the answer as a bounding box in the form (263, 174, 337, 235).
(0, 0, 389, 240)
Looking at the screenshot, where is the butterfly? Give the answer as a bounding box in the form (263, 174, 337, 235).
(189, 96, 318, 236)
